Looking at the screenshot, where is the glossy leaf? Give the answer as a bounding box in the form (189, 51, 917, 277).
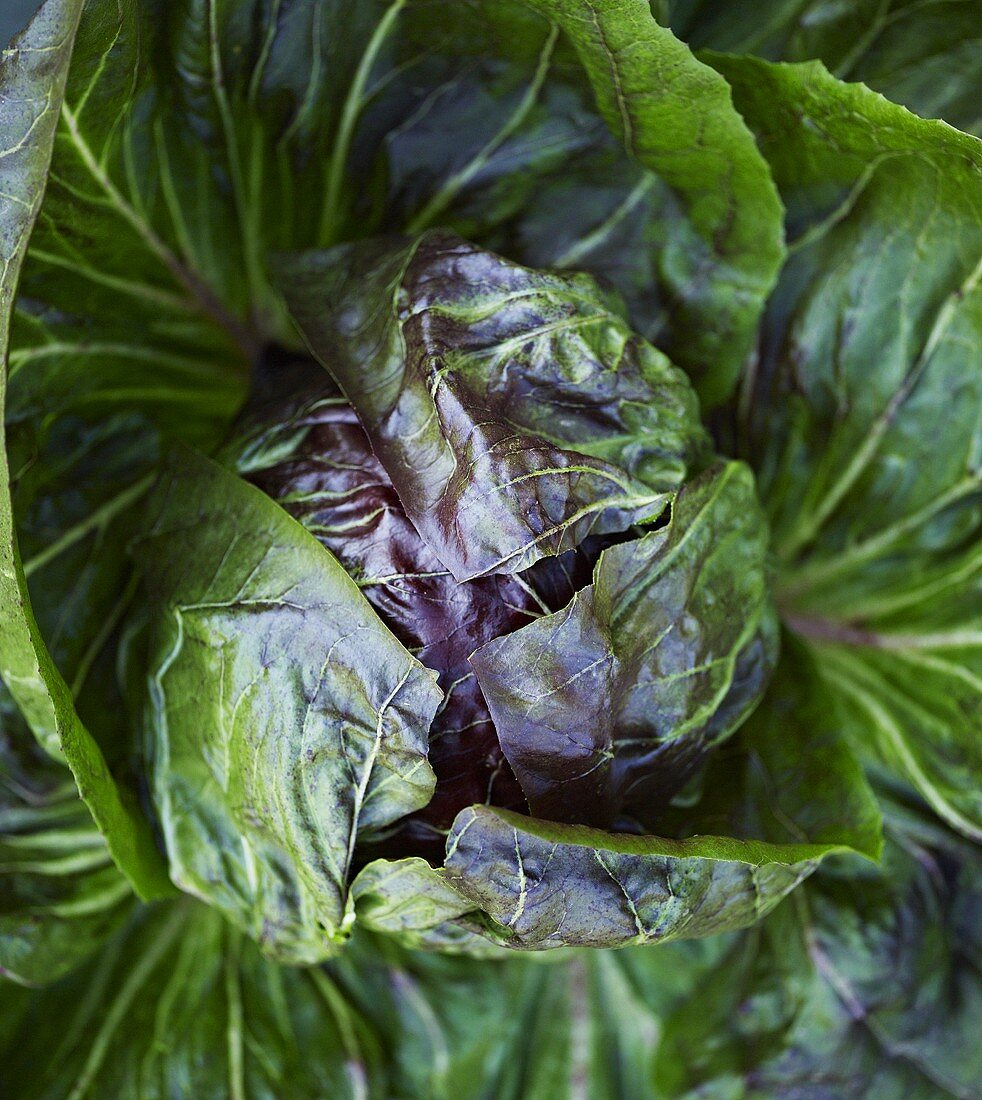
(350, 858, 491, 953)
(472, 461, 778, 828)
(677, 637, 884, 863)
(443, 633, 881, 951)
(0, 0, 171, 899)
(278, 230, 708, 581)
(444, 805, 839, 951)
(133, 446, 442, 963)
(654, 801, 982, 1098)
(225, 353, 533, 855)
(669, 0, 982, 135)
(520, 0, 785, 405)
(711, 56, 982, 840)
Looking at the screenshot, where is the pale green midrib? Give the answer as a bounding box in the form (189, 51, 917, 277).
(776, 251, 982, 562)
(319, 0, 406, 245)
(815, 650, 982, 842)
(777, 473, 980, 600)
(206, 0, 266, 335)
(66, 906, 186, 1100)
(22, 474, 153, 578)
(224, 926, 246, 1100)
(783, 611, 982, 652)
(57, 101, 257, 358)
(553, 175, 657, 269)
(306, 969, 370, 1100)
(405, 25, 559, 235)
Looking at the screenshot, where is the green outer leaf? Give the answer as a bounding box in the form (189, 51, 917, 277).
(135, 445, 443, 963)
(811, 641, 982, 843)
(0, 0, 171, 901)
(0, 899, 384, 1099)
(444, 804, 847, 950)
(350, 858, 501, 954)
(716, 636, 883, 862)
(653, 805, 982, 1098)
(4, 889, 710, 1100)
(472, 461, 778, 827)
(669, 0, 982, 136)
(709, 55, 982, 841)
(522, 0, 785, 405)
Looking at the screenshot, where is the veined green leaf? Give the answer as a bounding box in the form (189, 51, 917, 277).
(669, 0, 981, 135)
(134, 446, 442, 963)
(654, 797, 981, 1098)
(0, 899, 385, 1099)
(445, 632, 881, 951)
(712, 55, 982, 840)
(520, 0, 786, 405)
(681, 637, 884, 863)
(2, 891, 712, 1100)
(0, 0, 171, 900)
(444, 804, 839, 951)
(0, 688, 132, 986)
(350, 858, 495, 954)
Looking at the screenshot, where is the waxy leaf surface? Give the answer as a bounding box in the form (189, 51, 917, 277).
(472, 462, 777, 827)
(134, 446, 442, 962)
(279, 230, 708, 581)
(712, 56, 982, 840)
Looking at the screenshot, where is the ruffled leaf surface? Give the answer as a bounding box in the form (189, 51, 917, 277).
(133, 446, 442, 962)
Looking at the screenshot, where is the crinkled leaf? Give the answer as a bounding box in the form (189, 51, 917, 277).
(654, 802, 982, 1098)
(472, 461, 778, 828)
(519, 0, 785, 405)
(278, 230, 708, 581)
(711, 56, 982, 840)
(444, 635, 881, 952)
(350, 858, 493, 953)
(0, 0, 171, 900)
(133, 446, 442, 963)
(224, 353, 533, 857)
(0, 688, 132, 986)
(444, 804, 845, 951)
(669, 0, 982, 135)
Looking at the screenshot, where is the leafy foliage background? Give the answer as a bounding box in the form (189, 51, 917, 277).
(0, 0, 978, 1096)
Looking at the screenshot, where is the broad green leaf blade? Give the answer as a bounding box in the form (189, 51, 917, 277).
(0, 900, 384, 1099)
(812, 641, 982, 842)
(0, 0, 171, 901)
(134, 446, 442, 963)
(0, 0, 82, 757)
(654, 804, 982, 1098)
(472, 462, 778, 828)
(278, 230, 708, 581)
(444, 805, 841, 951)
(669, 636, 884, 862)
(0, 688, 132, 986)
(520, 0, 785, 405)
(712, 56, 982, 840)
(335, 931, 731, 1100)
(2, 890, 703, 1100)
(669, 0, 982, 136)
(350, 858, 494, 953)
